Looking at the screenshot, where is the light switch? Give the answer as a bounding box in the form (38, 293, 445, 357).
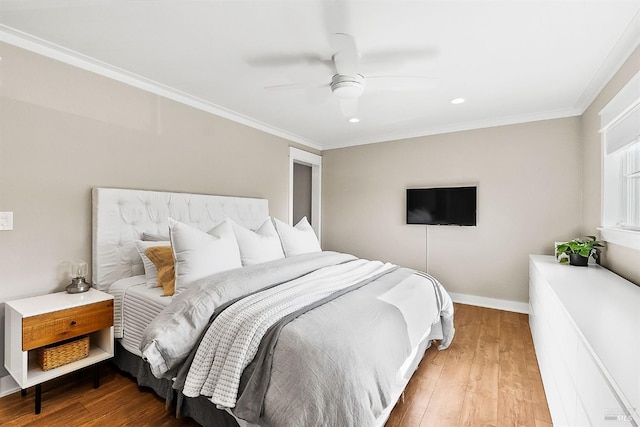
(0, 212, 13, 230)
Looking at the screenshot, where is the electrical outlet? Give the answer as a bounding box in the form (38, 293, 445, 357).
(0, 212, 13, 230)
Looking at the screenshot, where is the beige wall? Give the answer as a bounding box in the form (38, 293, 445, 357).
(0, 42, 299, 300)
(0, 42, 309, 379)
(322, 118, 583, 303)
(581, 46, 640, 285)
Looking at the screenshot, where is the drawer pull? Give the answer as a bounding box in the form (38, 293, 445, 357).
(70, 321, 77, 326)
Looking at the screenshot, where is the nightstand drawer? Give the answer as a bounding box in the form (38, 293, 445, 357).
(22, 300, 114, 351)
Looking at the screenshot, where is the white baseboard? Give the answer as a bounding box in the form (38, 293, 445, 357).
(0, 374, 19, 398)
(449, 292, 529, 314)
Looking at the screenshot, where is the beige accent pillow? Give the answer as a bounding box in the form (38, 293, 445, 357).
(134, 240, 171, 288)
(145, 246, 175, 296)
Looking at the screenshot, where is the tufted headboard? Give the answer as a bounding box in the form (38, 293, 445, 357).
(92, 188, 269, 291)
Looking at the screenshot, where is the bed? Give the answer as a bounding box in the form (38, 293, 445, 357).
(92, 187, 455, 427)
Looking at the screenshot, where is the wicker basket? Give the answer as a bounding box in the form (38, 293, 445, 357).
(37, 335, 90, 371)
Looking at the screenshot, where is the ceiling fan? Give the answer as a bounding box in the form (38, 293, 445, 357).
(255, 33, 437, 120)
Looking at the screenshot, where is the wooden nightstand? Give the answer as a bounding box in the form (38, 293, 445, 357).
(4, 289, 114, 414)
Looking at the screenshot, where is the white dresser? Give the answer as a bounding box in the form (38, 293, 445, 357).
(529, 255, 639, 427)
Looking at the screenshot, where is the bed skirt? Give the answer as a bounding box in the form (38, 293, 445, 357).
(113, 324, 443, 427)
(112, 341, 240, 427)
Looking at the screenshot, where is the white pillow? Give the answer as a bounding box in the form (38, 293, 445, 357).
(273, 217, 321, 257)
(231, 217, 285, 266)
(169, 218, 242, 291)
(134, 240, 171, 288)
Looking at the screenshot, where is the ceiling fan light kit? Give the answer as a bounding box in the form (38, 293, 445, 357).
(330, 74, 364, 98)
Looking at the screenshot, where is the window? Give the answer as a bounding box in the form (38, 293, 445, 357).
(624, 140, 640, 229)
(600, 71, 640, 250)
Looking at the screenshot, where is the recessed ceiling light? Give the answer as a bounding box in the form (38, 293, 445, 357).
(349, 117, 360, 123)
(451, 98, 465, 104)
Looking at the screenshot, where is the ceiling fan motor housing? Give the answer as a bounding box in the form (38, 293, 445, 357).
(331, 74, 364, 98)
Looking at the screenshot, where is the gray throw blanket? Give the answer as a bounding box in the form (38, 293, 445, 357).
(182, 259, 396, 408)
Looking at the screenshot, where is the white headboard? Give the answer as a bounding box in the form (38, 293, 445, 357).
(92, 188, 269, 290)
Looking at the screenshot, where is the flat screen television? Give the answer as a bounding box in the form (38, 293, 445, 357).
(406, 186, 477, 226)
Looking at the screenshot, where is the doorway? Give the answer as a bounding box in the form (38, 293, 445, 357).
(293, 163, 312, 225)
(289, 147, 322, 241)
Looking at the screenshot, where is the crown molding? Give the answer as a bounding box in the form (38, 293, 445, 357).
(0, 26, 323, 151)
(573, 8, 640, 114)
(3, 5, 638, 154)
(320, 107, 582, 150)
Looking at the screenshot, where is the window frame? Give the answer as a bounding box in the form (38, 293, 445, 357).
(599, 70, 640, 251)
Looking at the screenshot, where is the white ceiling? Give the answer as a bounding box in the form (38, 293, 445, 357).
(1, 1, 639, 150)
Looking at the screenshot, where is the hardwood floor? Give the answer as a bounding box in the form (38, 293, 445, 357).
(0, 303, 551, 426)
(386, 304, 552, 427)
(0, 365, 199, 427)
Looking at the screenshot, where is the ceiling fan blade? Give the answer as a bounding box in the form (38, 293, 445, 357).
(264, 82, 331, 106)
(360, 47, 438, 70)
(339, 97, 359, 118)
(265, 82, 329, 91)
(331, 33, 359, 76)
(364, 75, 438, 91)
(307, 85, 332, 105)
(247, 54, 333, 71)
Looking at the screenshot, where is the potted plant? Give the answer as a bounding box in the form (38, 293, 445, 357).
(555, 236, 604, 267)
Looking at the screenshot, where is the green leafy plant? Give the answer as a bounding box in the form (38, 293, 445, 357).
(555, 236, 604, 264)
